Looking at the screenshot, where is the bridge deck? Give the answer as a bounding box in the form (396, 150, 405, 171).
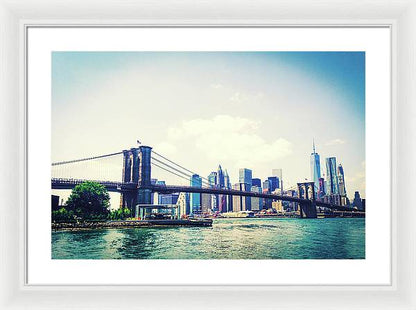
(51, 178, 356, 211)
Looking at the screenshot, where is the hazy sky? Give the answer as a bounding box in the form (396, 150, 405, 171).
(52, 52, 365, 201)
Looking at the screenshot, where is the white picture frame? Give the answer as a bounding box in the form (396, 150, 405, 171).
(0, 0, 415, 309)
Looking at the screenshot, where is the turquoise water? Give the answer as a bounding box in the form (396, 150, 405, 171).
(51, 218, 365, 259)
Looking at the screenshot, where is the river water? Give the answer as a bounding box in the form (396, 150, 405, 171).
(51, 218, 365, 259)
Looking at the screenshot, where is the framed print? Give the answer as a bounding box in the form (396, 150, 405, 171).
(1, 0, 416, 309)
(28, 27, 388, 286)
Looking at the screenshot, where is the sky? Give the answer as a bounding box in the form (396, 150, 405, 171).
(51, 51, 365, 205)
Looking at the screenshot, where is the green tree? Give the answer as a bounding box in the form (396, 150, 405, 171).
(108, 207, 131, 220)
(66, 181, 110, 220)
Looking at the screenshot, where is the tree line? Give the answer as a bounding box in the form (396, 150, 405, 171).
(52, 181, 132, 222)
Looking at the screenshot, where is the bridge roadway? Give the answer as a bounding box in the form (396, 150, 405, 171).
(51, 178, 353, 211)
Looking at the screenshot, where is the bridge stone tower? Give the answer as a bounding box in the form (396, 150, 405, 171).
(120, 146, 152, 213)
(297, 182, 317, 218)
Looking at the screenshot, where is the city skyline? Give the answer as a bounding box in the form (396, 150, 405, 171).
(52, 51, 365, 200)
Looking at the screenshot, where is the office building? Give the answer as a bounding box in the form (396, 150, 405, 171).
(158, 193, 179, 205)
(252, 178, 262, 188)
(353, 191, 363, 209)
(190, 174, 202, 214)
(251, 185, 262, 211)
(310, 141, 321, 194)
(272, 168, 283, 190)
(217, 165, 225, 188)
(201, 194, 212, 213)
(337, 164, 347, 197)
(267, 176, 279, 192)
(325, 157, 339, 195)
(208, 171, 218, 210)
(176, 192, 190, 217)
(239, 168, 252, 186)
(232, 183, 251, 211)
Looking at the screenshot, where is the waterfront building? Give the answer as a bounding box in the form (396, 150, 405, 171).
(267, 176, 279, 192)
(232, 183, 251, 211)
(190, 174, 202, 214)
(176, 192, 190, 217)
(158, 193, 179, 205)
(252, 178, 262, 188)
(201, 194, 212, 213)
(272, 200, 284, 212)
(353, 191, 363, 209)
(272, 168, 283, 190)
(251, 185, 262, 211)
(325, 157, 339, 195)
(310, 141, 321, 194)
(285, 189, 298, 211)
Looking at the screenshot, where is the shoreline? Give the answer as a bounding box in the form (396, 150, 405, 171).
(52, 219, 213, 231)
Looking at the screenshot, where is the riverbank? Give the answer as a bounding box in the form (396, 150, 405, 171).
(52, 219, 213, 231)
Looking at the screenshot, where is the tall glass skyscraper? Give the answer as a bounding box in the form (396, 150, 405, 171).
(252, 178, 262, 188)
(337, 164, 346, 196)
(272, 168, 283, 190)
(238, 168, 252, 211)
(239, 168, 252, 186)
(217, 165, 225, 188)
(190, 174, 202, 214)
(310, 141, 321, 193)
(325, 157, 339, 195)
(267, 176, 279, 192)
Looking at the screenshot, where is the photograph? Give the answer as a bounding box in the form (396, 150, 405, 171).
(51, 51, 366, 260)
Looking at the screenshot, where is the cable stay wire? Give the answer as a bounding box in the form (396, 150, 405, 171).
(152, 150, 209, 181)
(151, 161, 211, 187)
(151, 156, 210, 185)
(52, 151, 123, 166)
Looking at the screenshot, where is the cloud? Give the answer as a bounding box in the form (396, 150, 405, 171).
(325, 138, 346, 146)
(164, 115, 292, 169)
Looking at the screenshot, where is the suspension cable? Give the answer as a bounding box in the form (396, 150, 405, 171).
(151, 161, 210, 187)
(152, 150, 209, 181)
(52, 151, 123, 166)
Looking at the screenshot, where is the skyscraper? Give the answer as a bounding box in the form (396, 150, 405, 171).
(239, 168, 252, 186)
(272, 168, 283, 190)
(232, 183, 251, 211)
(207, 171, 218, 211)
(325, 157, 339, 195)
(208, 171, 217, 187)
(310, 140, 321, 193)
(267, 176, 279, 192)
(239, 168, 252, 210)
(224, 169, 231, 189)
(337, 164, 346, 196)
(190, 174, 202, 214)
(217, 165, 225, 188)
(252, 178, 262, 188)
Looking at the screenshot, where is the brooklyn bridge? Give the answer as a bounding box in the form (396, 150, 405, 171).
(51, 145, 359, 219)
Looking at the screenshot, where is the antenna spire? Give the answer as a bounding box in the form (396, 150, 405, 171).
(313, 139, 316, 153)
